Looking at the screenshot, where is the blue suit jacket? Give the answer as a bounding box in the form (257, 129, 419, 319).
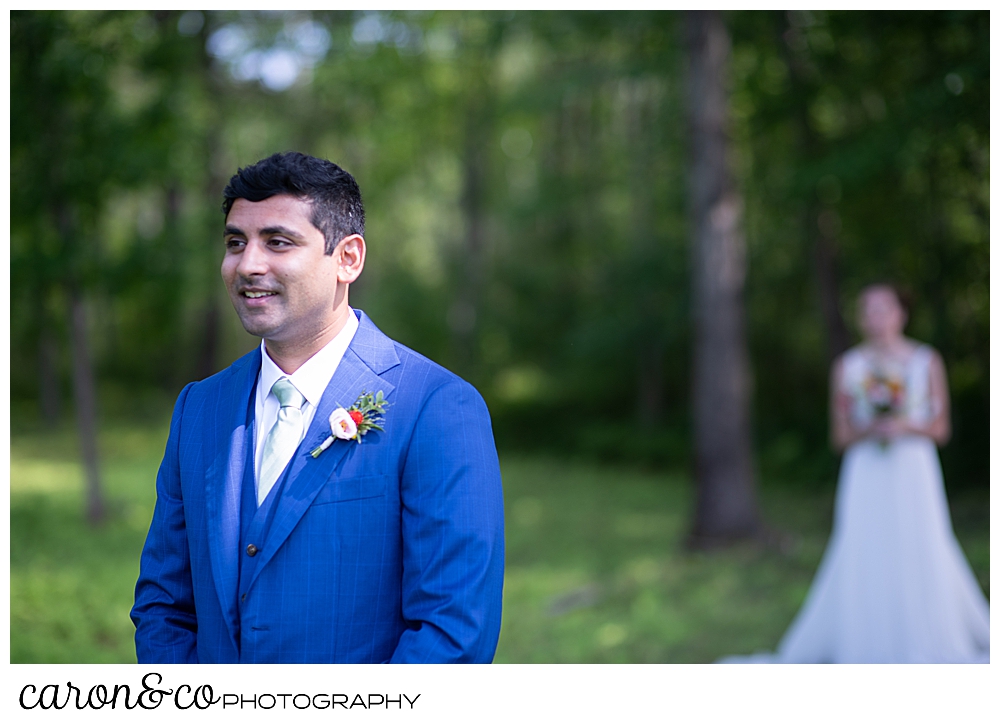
(131, 310, 504, 663)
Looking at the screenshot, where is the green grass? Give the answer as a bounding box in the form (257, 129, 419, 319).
(497, 456, 990, 662)
(10, 422, 990, 663)
(10, 422, 169, 663)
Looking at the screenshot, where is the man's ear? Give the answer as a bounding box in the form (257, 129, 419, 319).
(336, 234, 366, 284)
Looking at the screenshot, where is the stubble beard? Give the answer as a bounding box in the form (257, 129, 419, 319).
(230, 290, 283, 340)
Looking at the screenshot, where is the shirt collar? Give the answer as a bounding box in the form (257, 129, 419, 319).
(258, 309, 360, 409)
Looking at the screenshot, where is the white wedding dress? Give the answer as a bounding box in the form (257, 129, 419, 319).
(723, 345, 990, 663)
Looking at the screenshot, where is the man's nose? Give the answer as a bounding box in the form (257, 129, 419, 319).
(236, 240, 268, 277)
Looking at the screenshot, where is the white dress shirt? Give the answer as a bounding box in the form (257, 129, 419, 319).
(253, 309, 359, 503)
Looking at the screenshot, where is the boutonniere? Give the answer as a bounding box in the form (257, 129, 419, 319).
(310, 390, 389, 458)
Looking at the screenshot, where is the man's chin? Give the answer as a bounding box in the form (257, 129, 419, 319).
(235, 313, 280, 340)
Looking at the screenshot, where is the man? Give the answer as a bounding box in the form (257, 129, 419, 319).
(131, 152, 504, 663)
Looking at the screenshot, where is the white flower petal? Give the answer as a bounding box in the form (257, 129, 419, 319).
(329, 407, 357, 440)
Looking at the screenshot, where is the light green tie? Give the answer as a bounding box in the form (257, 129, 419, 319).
(258, 377, 306, 505)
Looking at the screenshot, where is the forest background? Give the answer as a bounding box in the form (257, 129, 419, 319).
(10, 10, 989, 663)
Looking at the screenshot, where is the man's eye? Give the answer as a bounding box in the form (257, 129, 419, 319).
(268, 238, 292, 247)
(225, 237, 245, 249)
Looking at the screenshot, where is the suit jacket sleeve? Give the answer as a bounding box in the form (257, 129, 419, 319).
(389, 378, 505, 663)
(131, 382, 199, 664)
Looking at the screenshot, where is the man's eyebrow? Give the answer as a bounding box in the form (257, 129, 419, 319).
(260, 225, 304, 239)
(223, 224, 304, 239)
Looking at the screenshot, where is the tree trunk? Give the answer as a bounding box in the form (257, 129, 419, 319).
(813, 208, 850, 361)
(37, 304, 62, 428)
(193, 148, 227, 382)
(449, 67, 490, 379)
(636, 341, 665, 428)
(685, 10, 759, 545)
(195, 295, 221, 381)
(193, 24, 227, 382)
(55, 200, 106, 525)
(68, 284, 106, 525)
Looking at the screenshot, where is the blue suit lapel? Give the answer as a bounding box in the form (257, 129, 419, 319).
(243, 311, 400, 593)
(204, 347, 260, 653)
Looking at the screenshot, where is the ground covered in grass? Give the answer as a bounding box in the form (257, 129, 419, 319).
(496, 456, 989, 662)
(10, 423, 990, 663)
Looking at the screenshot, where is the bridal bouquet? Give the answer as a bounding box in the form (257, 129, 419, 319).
(864, 371, 905, 418)
(863, 371, 905, 449)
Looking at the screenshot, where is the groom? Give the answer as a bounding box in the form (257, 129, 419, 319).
(131, 152, 504, 663)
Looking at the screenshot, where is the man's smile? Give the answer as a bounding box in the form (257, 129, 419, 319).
(237, 287, 281, 309)
(222, 195, 346, 347)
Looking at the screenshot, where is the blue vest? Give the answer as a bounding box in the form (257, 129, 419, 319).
(235, 392, 293, 656)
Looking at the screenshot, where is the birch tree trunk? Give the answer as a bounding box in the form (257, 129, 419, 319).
(685, 10, 759, 545)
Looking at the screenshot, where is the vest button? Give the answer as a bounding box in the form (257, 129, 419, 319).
(246, 544, 258, 557)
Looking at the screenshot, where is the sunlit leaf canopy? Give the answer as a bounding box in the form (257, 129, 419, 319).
(11, 9, 988, 487)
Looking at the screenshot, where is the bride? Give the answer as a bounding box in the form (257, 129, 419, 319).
(725, 284, 990, 663)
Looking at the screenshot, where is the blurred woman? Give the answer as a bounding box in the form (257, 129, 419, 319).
(725, 284, 989, 663)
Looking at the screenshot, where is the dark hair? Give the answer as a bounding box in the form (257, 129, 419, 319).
(222, 152, 365, 254)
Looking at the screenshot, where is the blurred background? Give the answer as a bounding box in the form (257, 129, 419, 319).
(10, 10, 988, 663)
